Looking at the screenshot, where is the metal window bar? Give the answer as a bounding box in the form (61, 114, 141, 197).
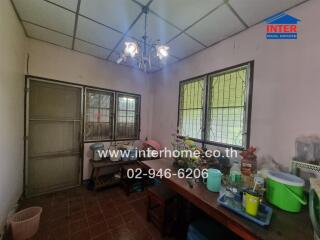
(178, 77, 205, 139)
(115, 93, 140, 139)
(207, 66, 249, 147)
(84, 88, 114, 141)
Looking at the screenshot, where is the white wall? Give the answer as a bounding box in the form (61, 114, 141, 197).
(26, 39, 153, 179)
(0, 0, 26, 231)
(150, 0, 320, 167)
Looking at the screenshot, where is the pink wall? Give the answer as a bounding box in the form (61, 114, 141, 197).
(0, 0, 25, 231)
(150, 0, 320, 167)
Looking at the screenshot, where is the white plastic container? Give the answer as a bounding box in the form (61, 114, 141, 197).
(295, 136, 320, 162)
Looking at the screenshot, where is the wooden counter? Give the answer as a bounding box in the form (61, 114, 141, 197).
(141, 158, 313, 240)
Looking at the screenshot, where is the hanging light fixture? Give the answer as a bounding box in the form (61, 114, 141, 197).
(156, 45, 169, 60)
(117, 6, 170, 72)
(124, 41, 138, 57)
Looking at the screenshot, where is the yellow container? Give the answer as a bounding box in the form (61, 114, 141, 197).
(245, 192, 260, 216)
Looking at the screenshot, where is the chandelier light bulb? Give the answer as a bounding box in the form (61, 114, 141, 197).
(117, 6, 169, 71)
(124, 41, 138, 58)
(116, 56, 124, 64)
(156, 45, 169, 60)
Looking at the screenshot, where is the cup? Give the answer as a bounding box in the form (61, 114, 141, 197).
(245, 191, 260, 216)
(203, 169, 222, 192)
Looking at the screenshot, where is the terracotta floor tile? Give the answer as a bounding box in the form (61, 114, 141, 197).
(52, 200, 68, 208)
(112, 194, 128, 202)
(47, 218, 69, 229)
(121, 210, 138, 223)
(70, 228, 90, 240)
(92, 231, 114, 240)
(110, 226, 131, 240)
(86, 205, 101, 216)
(84, 199, 99, 207)
(106, 215, 125, 230)
(50, 225, 70, 240)
(69, 210, 86, 222)
(125, 218, 147, 234)
(130, 229, 153, 240)
(88, 212, 105, 226)
(102, 207, 119, 219)
(19, 186, 168, 240)
(100, 200, 116, 209)
(89, 222, 109, 237)
(70, 219, 88, 234)
(49, 208, 69, 220)
(70, 204, 84, 214)
(116, 203, 134, 215)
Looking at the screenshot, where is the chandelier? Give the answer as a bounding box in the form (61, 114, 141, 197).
(116, 6, 170, 72)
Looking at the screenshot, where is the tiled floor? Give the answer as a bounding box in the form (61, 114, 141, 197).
(18, 186, 169, 240)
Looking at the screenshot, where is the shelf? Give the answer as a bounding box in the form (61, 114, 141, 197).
(94, 174, 121, 190)
(291, 160, 320, 175)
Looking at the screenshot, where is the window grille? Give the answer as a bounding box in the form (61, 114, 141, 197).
(115, 93, 140, 139)
(178, 77, 205, 140)
(84, 88, 114, 141)
(207, 66, 249, 147)
(178, 62, 252, 149)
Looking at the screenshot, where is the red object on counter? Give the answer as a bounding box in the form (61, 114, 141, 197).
(240, 146, 257, 176)
(143, 140, 161, 151)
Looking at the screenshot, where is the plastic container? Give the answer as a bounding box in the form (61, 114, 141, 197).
(203, 169, 222, 192)
(90, 143, 104, 161)
(309, 178, 320, 239)
(266, 171, 306, 212)
(229, 161, 241, 184)
(295, 135, 320, 162)
(245, 191, 260, 216)
(9, 207, 42, 240)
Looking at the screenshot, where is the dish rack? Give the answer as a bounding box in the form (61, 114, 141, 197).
(291, 160, 320, 176)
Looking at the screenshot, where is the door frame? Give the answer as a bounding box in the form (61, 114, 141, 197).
(24, 76, 84, 197)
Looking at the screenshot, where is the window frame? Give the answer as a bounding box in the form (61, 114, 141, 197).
(177, 61, 254, 150)
(115, 92, 141, 140)
(178, 76, 207, 140)
(84, 87, 115, 142)
(84, 87, 141, 143)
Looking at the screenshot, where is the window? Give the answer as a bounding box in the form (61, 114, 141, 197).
(178, 62, 253, 149)
(84, 88, 140, 142)
(116, 93, 140, 139)
(84, 88, 114, 141)
(178, 77, 205, 139)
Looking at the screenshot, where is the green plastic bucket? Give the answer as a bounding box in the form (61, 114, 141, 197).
(266, 171, 306, 212)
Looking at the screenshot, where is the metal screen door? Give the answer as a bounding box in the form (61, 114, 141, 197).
(25, 78, 83, 197)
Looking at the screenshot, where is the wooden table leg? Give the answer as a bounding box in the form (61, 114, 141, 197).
(93, 168, 100, 191)
(90, 167, 95, 180)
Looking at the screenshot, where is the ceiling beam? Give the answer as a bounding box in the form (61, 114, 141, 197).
(71, 0, 82, 50)
(165, 1, 225, 45)
(225, 2, 249, 28)
(9, 0, 28, 37)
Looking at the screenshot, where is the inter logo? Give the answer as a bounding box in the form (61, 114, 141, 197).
(265, 12, 301, 40)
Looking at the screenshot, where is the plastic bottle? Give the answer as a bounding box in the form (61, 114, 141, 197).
(229, 160, 242, 184)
